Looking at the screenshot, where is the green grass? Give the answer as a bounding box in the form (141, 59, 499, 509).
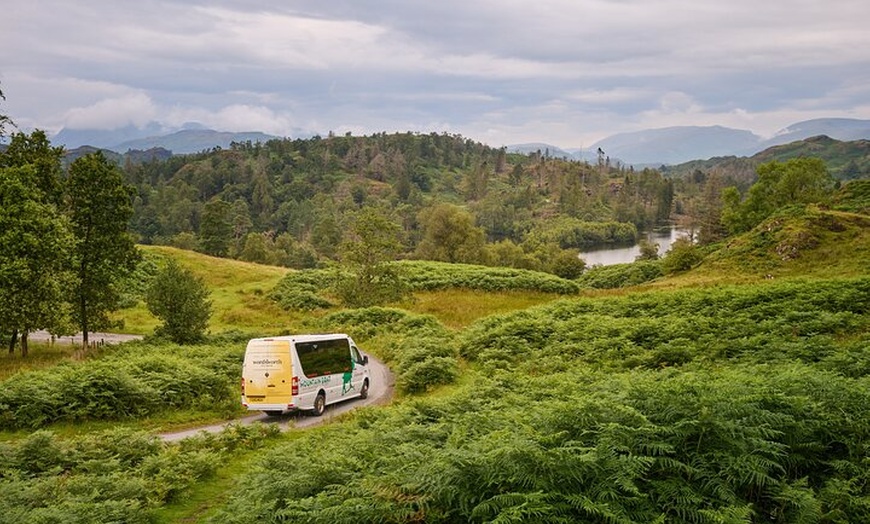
(118, 245, 308, 335)
(0, 341, 112, 381)
(398, 289, 564, 329)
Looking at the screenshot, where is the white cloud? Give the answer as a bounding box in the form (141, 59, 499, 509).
(165, 104, 295, 135)
(63, 92, 157, 130)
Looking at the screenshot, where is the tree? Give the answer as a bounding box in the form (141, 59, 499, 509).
(66, 152, 140, 349)
(661, 238, 703, 274)
(722, 158, 834, 234)
(334, 207, 407, 307)
(146, 259, 212, 344)
(635, 239, 660, 261)
(199, 198, 233, 257)
(549, 249, 586, 279)
(415, 204, 486, 264)
(0, 166, 74, 356)
(0, 130, 64, 205)
(696, 173, 728, 245)
(0, 82, 13, 138)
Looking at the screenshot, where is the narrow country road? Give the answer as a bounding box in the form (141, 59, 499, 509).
(159, 355, 395, 442)
(28, 330, 145, 345)
(27, 330, 395, 441)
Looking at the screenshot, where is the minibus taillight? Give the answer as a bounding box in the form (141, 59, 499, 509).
(291, 376, 299, 395)
(240, 377, 245, 395)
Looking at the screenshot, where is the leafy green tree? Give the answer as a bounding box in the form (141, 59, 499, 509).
(661, 237, 703, 274)
(145, 259, 212, 344)
(0, 130, 64, 205)
(0, 166, 74, 356)
(696, 173, 728, 244)
(310, 210, 342, 259)
(238, 232, 272, 265)
(229, 198, 253, 247)
(66, 152, 140, 349)
(415, 203, 486, 264)
(635, 238, 660, 261)
(334, 207, 407, 307)
(722, 158, 834, 234)
(549, 249, 586, 279)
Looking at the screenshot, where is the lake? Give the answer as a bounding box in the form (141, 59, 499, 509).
(580, 227, 692, 266)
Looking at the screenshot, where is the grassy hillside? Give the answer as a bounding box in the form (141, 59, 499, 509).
(2, 205, 869, 523)
(651, 205, 870, 291)
(119, 245, 293, 335)
(664, 135, 870, 184)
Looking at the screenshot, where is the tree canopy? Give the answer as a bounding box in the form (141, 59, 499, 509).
(722, 158, 835, 234)
(66, 152, 140, 347)
(145, 259, 212, 344)
(0, 165, 74, 355)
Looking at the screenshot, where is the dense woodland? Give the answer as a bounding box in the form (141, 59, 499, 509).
(123, 132, 675, 272)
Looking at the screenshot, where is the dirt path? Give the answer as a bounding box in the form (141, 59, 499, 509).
(28, 330, 144, 345)
(159, 355, 395, 442)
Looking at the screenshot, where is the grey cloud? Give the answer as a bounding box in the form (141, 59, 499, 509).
(2, 0, 869, 147)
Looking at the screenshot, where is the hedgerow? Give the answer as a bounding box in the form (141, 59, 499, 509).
(397, 260, 580, 294)
(577, 260, 664, 289)
(269, 261, 580, 311)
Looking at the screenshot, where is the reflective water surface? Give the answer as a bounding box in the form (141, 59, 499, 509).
(580, 227, 692, 267)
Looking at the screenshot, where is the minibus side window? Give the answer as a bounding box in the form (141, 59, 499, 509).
(296, 338, 351, 377)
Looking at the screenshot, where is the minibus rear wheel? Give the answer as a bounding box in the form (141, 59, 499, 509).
(311, 392, 326, 416)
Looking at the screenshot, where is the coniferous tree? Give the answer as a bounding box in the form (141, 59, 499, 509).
(199, 198, 233, 257)
(0, 82, 12, 138)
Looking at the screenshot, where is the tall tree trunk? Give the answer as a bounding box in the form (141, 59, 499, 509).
(8, 330, 17, 355)
(21, 332, 28, 358)
(81, 294, 89, 351)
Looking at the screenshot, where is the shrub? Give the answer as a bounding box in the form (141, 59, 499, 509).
(577, 260, 664, 289)
(0, 340, 244, 429)
(661, 238, 704, 273)
(268, 262, 580, 311)
(398, 357, 460, 394)
(0, 424, 279, 524)
(145, 259, 212, 344)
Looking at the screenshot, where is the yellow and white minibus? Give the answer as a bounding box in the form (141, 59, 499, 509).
(241, 334, 370, 416)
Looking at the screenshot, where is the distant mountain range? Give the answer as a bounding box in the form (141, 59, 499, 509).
(509, 118, 870, 166)
(53, 123, 279, 155)
(49, 117, 870, 165)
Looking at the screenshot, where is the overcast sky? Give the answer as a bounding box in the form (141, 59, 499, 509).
(2, 0, 869, 148)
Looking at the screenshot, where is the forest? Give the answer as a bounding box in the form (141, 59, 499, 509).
(1, 115, 870, 522)
(123, 132, 675, 275)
